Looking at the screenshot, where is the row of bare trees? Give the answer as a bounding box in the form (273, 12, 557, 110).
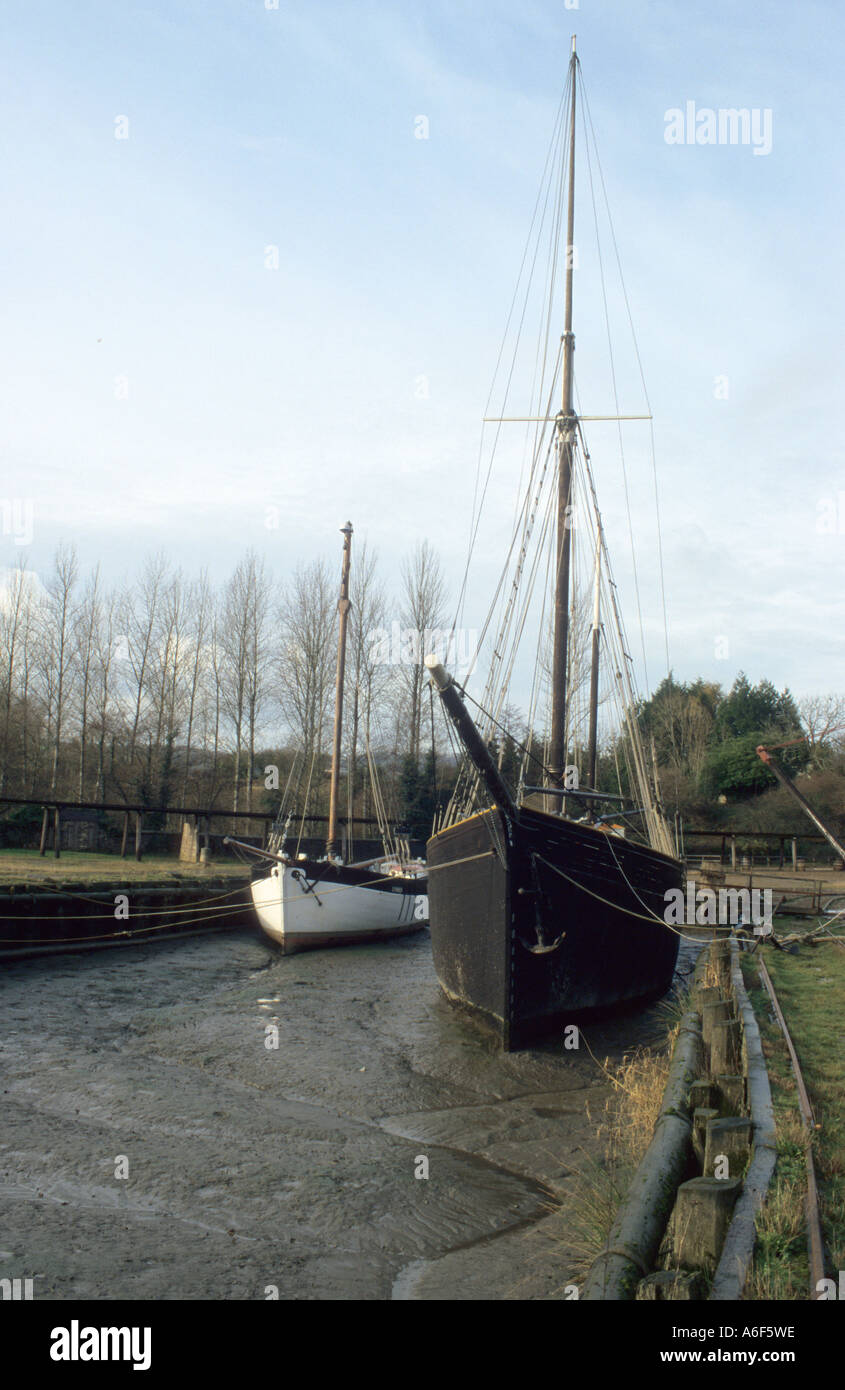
(0, 539, 451, 825)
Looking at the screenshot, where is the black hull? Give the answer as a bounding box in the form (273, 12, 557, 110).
(426, 806, 683, 1050)
(252, 858, 427, 896)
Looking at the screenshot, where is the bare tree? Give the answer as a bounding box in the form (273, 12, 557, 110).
(92, 588, 120, 800)
(180, 571, 212, 804)
(220, 552, 273, 813)
(277, 558, 336, 813)
(399, 541, 446, 765)
(145, 570, 187, 806)
(74, 566, 103, 798)
(125, 553, 170, 773)
(205, 605, 225, 805)
(45, 545, 79, 795)
(799, 694, 845, 750)
(0, 561, 32, 794)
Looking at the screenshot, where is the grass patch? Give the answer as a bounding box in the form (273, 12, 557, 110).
(0, 849, 247, 887)
(563, 1026, 678, 1280)
(742, 925, 845, 1298)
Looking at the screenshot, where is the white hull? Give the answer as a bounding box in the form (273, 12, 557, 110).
(250, 863, 429, 954)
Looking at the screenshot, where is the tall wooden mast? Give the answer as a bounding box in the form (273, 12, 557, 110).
(586, 526, 601, 789)
(326, 522, 353, 860)
(549, 37, 578, 789)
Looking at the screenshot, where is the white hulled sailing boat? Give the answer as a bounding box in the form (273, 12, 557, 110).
(229, 524, 429, 953)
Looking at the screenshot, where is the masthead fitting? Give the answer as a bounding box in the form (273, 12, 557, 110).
(424, 655, 452, 692)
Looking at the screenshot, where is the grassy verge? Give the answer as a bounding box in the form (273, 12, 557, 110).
(742, 927, 845, 1299)
(564, 997, 686, 1280)
(0, 849, 248, 887)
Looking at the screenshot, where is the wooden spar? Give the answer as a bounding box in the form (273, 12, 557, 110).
(756, 744, 845, 863)
(549, 37, 578, 788)
(586, 527, 601, 789)
(326, 523, 353, 860)
(425, 657, 518, 820)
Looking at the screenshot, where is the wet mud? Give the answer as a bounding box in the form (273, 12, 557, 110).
(0, 927, 696, 1300)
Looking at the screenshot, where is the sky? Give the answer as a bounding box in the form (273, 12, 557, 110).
(1, 0, 844, 710)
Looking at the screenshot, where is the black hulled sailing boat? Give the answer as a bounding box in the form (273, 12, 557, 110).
(424, 41, 683, 1049)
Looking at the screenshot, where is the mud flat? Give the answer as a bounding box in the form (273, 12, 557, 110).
(0, 929, 696, 1300)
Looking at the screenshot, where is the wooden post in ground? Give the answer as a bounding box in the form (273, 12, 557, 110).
(709, 937, 731, 990)
(791, 837, 798, 871)
(39, 806, 49, 856)
(689, 1080, 718, 1112)
(636, 1271, 705, 1301)
(715, 1075, 745, 1117)
(692, 1107, 718, 1168)
(711, 1018, 741, 1076)
(135, 811, 143, 862)
(53, 806, 61, 858)
(703, 1117, 752, 1180)
(669, 1177, 742, 1273)
(702, 999, 732, 1047)
(693, 984, 721, 1018)
(730, 835, 736, 870)
(121, 811, 130, 858)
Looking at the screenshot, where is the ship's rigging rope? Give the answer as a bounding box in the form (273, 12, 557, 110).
(454, 70, 573, 640)
(439, 57, 674, 859)
(581, 88, 649, 689)
(579, 72, 671, 681)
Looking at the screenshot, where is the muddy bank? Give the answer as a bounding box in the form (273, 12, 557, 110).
(0, 879, 253, 960)
(0, 928, 696, 1300)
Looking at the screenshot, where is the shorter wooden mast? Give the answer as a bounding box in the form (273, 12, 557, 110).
(326, 523, 353, 860)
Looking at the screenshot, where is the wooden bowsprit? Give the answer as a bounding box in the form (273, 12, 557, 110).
(756, 741, 845, 865)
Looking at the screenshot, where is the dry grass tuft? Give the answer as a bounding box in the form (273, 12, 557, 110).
(745, 1176, 808, 1301)
(562, 1029, 678, 1279)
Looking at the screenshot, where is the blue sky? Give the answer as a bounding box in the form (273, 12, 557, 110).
(2, 0, 844, 704)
